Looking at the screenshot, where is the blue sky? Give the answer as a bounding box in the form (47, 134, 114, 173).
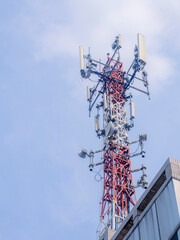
(0, 0, 180, 239)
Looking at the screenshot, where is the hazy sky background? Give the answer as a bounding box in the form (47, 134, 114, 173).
(0, 0, 180, 240)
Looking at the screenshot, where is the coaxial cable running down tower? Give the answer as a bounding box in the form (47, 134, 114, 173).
(78, 34, 150, 238)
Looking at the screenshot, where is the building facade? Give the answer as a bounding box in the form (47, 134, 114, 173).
(101, 158, 180, 240)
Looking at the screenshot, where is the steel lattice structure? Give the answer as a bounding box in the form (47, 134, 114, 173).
(78, 34, 150, 238)
(101, 58, 136, 230)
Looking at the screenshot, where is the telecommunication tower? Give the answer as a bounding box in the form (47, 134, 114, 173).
(78, 34, 150, 238)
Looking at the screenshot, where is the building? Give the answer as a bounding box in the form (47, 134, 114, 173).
(101, 158, 180, 240)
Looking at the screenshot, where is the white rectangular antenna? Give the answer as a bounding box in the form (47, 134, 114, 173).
(130, 101, 135, 119)
(118, 34, 122, 48)
(95, 116, 99, 132)
(138, 34, 146, 64)
(87, 86, 90, 100)
(103, 93, 107, 110)
(79, 46, 85, 76)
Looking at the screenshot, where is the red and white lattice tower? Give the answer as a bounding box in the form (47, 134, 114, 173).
(78, 34, 149, 238)
(101, 57, 136, 230)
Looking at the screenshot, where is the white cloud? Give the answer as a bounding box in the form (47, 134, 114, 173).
(148, 54, 175, 91)
(34, 24, 78, 60)
(21, 0, 180, 93)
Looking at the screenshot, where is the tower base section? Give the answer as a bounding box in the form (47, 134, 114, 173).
(100, 228, 116, 240)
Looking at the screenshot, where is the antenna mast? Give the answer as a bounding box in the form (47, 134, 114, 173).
(78, 34, 150, 238)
